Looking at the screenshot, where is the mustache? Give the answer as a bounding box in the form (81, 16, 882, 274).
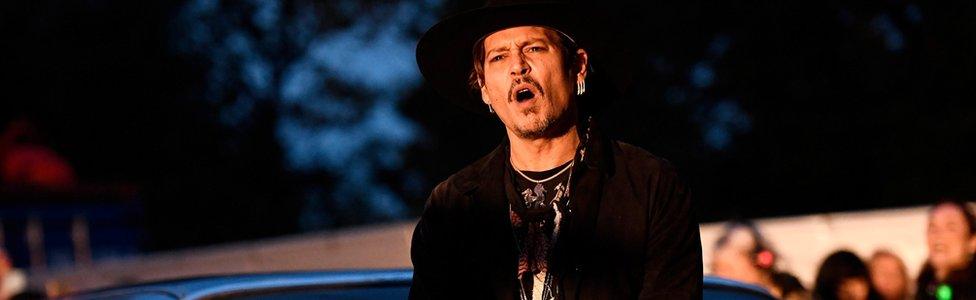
(508, 76, 544, 100)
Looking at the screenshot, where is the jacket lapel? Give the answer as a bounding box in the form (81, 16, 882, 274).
(465, 144, 520, 299)
(553, 125, 614, 297)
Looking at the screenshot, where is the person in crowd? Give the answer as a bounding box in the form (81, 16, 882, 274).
(773, 271, 812, 300)
(869, 249, 910, 300)
(712, 220, 802, 298)
(0, 248, 26, 300)
(915, 199, 976, 300)
(814, 250, 881, 300)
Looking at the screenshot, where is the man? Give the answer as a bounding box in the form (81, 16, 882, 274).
(411, 1, 702, 299)
(710, 220, 790, 298)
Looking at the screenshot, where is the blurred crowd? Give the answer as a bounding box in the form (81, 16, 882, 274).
(710, 199, 976, 300)
(0, 118, 76, 190)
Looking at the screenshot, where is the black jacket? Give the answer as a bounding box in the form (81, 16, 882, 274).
(915, 258, 976, 300)
(409, 132, 703, 299)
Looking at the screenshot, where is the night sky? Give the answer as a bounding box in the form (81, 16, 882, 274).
(2, 0, 975, 257)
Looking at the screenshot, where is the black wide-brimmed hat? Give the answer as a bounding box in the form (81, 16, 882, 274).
(416, 0, 626, 115)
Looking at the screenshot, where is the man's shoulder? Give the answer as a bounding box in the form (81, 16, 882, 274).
(609, 140, 679, 177)
(608, 140, 691, 211)
(428, 146, 501, 201)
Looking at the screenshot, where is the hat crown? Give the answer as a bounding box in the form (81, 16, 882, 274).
(416, 0, 622, 115)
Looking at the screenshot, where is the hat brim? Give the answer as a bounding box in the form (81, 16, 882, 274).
(416, 2, 618, 116)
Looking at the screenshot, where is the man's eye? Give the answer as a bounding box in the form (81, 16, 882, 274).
(489, 55, 505, 62)
(527, 46, 545, 53)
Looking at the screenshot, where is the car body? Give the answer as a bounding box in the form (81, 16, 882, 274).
(62, 270, 774, 300)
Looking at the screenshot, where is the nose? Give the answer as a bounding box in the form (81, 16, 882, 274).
(509, 53, 529, 77)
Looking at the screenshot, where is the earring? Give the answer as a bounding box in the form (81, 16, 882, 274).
(577, 79, 586, 96)
(488, 104, 494, 113)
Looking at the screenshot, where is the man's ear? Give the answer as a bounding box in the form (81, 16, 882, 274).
(479, 79, 491, 105)
(575, 48, 589, 80)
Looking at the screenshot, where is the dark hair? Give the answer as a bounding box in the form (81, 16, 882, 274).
(468, 27, 583, 92)
(813, 250, 881, 300)
(930, 198, 976, 236)
(771, 271, 808, 299)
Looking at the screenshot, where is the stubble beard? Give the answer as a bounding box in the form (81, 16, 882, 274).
(512, 106, 556, 139)
(511, 102, 576, 140)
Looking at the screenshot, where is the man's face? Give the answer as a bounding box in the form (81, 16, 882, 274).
(478, 26, 585, 139)
(711, 227, 764, 284)
(927, 203, 976, 273)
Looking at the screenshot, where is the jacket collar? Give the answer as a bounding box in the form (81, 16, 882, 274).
(578, 119, 614, 174)
(457, 120, 614, 195)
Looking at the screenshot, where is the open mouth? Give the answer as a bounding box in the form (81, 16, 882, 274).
(515, 88, 535, 102)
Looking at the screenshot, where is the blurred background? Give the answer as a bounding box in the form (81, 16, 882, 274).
(1, 0, 974, 297)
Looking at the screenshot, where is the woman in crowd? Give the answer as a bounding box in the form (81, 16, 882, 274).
(869, 249, 910, 300)
(813, 250, 881, 300)
(916, 199, 976, 300)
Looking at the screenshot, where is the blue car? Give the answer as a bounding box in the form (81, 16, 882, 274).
(61, 270, 774, 300)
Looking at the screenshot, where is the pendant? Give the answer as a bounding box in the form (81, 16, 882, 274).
(533, 183, 546, 202)
(522, 183, 546, 207)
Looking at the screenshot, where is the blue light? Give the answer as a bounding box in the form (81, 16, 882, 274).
(701, 100, 752, 151)
(251, 0, 280, 31)
(174, 0, 440, 226)
(704, 126, 731, 151)
(691, 62, 715, 89)
(870, 14, 905, 52)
